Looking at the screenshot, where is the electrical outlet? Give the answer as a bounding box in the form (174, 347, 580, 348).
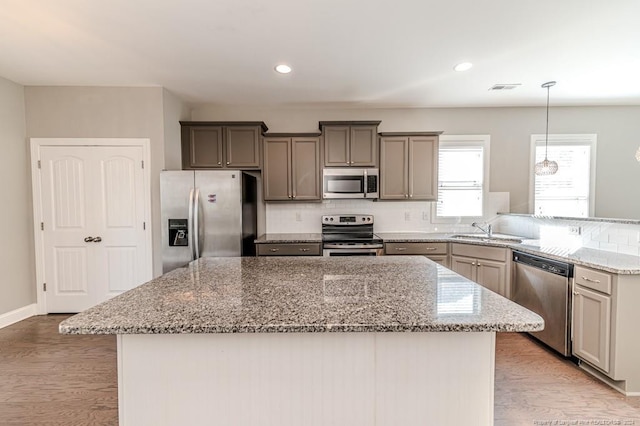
(568, 226, 582, 236)
(404, 212, 411, 221)
(295, 212, 302, 222)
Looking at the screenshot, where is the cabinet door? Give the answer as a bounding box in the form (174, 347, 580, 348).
(573, 285, 611, 372)
(450, 255, 477, 282)
(323, 126, 350, 166)
(380, 136, 409, 199)
(225, 126, 261, 168)
(292, 137, 321, 200)
(408, 136, 438, 200)
(350, 125, 378, 167)
(183, 126, 224, 168)
(263, 138, 292, 201)
(427, 255, 449, 268)
(476, 259, 506, 296)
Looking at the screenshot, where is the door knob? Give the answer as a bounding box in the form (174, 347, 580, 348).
(93, 237, 102, 243)
(84, 236, 95, 242)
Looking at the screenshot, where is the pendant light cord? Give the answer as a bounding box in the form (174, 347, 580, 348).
(544, 84, 550, 160)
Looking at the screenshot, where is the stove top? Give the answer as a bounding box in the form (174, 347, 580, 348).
(321, 214, 381, 246)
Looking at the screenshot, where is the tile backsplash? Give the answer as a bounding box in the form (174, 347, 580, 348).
(265, 192, 510, 234)
(494, 215, 640, 257)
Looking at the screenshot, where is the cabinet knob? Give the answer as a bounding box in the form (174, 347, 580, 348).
(226, 161, 230, 165)
(573, 291, 579, 296)
(84, 236, 95, 242)
(93, 236, 102, 243)
(476, 262, 481, 266)
(409, 194, 413, 198)
(217, 161, 221, 165)
(472, 262, 476, 266)
(405, 194, 409, 198)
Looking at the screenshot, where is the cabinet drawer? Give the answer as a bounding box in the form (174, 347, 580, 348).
(257, 243, 321, 256)
(385, 242, 448, 255)
(451, 243, 507, 262)
(575, 266, 612, 295)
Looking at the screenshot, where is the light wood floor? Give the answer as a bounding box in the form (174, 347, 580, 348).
(1, 315, 639, 425)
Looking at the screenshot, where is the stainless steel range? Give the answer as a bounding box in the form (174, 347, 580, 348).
(322, 214, 384, 256)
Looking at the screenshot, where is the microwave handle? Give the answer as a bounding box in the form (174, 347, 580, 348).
(364, 169, 368, 198)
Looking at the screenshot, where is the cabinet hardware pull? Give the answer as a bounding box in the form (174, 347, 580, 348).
(425, 247, 437, 251)
(299, 248, 309, 252)
(84, 236, 95, 242)
(581, 276, 601, 283)
(269, 248, 279, 252)
(93, 236, 102, 243)
(395, 247, 407, 251)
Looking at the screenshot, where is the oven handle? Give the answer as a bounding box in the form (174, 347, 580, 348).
(323, 243, 383, 249)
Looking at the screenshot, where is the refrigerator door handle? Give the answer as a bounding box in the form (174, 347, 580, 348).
(193, 187, 201, 259)
(188, 188, 196, 261)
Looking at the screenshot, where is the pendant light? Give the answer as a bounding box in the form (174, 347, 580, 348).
(534, 81, 559, 176)
(635, 146, 640, 162)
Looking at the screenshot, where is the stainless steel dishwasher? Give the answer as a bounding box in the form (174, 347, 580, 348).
(512, 251, 574, 356)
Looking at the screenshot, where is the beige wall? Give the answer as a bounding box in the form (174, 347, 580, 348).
(191, 105, 640, 219)
(162, 88, 191, 170)
(0, 76, 35, 315)
(25, 86, 167, 277)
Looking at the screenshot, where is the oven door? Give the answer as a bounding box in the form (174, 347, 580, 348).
(323, 248, 383, 256)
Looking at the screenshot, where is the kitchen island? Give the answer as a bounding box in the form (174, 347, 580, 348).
(60, 256, 543, 426)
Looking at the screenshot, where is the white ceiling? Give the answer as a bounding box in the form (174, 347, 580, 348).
(1, 0, 640, 108)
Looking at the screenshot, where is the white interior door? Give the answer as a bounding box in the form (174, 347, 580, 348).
(38, 144, 149, 313)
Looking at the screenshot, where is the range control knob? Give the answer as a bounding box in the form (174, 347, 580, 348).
(330, 218, 334, 221)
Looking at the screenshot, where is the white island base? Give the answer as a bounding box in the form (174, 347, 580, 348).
(118, 331, 495, 426)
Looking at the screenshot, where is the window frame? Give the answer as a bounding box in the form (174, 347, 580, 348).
(528, 134, 597, 217)
(432, 135, 491, 224)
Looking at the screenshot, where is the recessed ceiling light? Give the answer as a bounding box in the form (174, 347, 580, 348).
(453, 62, 473, 72)
(275, 64, 292, 74)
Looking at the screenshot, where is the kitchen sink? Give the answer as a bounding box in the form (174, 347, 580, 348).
(450, 233, 523, 243)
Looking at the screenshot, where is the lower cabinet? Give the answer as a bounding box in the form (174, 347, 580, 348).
(572, 265, 612, 373)
(450, 243, 509, 297)
(257, 243, 321, 256)
(384, 242, 448, 267)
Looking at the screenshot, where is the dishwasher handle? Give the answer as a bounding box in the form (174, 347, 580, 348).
(513, 251, 574, 278)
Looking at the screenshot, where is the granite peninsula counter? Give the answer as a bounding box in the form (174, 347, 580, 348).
(60, 256, 543, 426)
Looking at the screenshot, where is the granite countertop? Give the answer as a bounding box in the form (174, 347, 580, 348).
(59, 256, 543, 335)
(255, 233, 322, 244)
(376, 232, 640, 274)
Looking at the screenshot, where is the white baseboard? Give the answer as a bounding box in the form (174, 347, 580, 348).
(0, 304, 37, 329)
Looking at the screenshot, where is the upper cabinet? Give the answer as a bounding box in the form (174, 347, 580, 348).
(379, 132, 441, 200)
(263, 134, 322, 201)
(320, 121, 380, 167)
(181, 121, 268, 170)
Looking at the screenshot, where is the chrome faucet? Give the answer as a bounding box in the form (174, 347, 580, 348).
(471, 222, 493, 238)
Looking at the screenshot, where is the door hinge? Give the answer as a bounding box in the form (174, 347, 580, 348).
(143, 222, 146, 230)
(43, 283, 47, 292)
(41, 222, 44, 231)
(37, 160, 41, 169)
(141, 160, 144, 169)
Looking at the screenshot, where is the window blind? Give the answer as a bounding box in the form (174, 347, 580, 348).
(437, 146, 484, 217)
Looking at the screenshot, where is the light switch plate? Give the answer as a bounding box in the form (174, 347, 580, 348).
(568, 226, 582, 236)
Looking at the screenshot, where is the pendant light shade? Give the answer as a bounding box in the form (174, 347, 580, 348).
(535, 81, 558, 176)
(636, 146, 640, 162)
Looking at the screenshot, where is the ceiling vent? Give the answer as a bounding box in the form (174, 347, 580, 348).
(489, 83, 521, 91)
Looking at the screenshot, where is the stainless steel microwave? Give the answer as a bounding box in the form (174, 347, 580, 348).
(322, 168, 379, 199)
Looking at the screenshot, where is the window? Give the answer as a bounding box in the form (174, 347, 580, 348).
(435, 136, 490, 220)
(531, 134, 597, 217)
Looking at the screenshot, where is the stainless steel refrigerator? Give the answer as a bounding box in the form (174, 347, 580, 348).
(161, 170, 257, 273)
